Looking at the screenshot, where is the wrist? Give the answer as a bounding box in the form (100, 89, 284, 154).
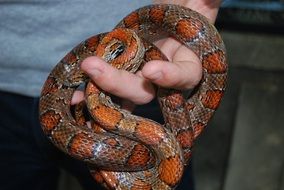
(153, 0, 221, 24)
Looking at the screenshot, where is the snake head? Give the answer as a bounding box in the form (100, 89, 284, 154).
(96, 28, 145, 73)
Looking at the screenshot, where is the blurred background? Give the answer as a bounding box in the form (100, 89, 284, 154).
(59, 0, 284, 189)
(194, 0, 284, 189)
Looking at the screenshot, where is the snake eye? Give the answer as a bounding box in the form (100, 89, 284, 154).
(108, 43, 125, 60)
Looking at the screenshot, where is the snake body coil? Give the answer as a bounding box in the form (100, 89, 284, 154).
(39, 4, 227, 190)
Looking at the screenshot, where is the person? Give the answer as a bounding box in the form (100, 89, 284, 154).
(0, 0, 221, 190)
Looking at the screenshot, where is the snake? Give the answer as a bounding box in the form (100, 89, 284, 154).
(39, 4, 227, 190)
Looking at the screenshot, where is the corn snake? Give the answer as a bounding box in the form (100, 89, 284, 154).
(39, 4, 227, 189)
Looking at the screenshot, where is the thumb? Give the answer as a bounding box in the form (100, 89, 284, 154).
(141, 59, 202, 90)
(80, 56, 156, 104)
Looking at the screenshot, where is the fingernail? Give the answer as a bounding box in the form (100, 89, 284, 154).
(147, 71, 162, 80)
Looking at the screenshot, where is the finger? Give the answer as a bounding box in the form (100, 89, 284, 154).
(154, 37, 181, 60)
(71, 90, 85, 105)
(80, 56, 156, 105)
(142, 47, 202, 90)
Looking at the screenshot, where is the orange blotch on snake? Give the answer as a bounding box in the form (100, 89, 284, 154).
(202, 50, 227, 74)
(69, 132, 94, 159)
(91, 171, 105, 184)
(131, 179, 151, 190)
(176, 130, 194, 149)
(164, 93, 185, 110)
(86, 82, 100, 96)
(144, 46, 166, 61)
(127, 144, 152, 168)
(92, 105, 122, 130)
(123, 11, 139, 29)
(201, 90, 223, 110)
(40, 110, 61, 134)
(85, 35, 100, 52)
(135, 120, 165, 145)
(176, 18, 203, 41)
(193, 122, 205, 138)
(158, 155, 183, 187)
(149, 6, 165, 24)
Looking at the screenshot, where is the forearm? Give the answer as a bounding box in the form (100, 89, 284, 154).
(153, 0, 222, 23)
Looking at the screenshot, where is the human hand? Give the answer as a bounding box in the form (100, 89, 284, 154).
(76, 40, 202, 105)
(72, 0, 221, 109)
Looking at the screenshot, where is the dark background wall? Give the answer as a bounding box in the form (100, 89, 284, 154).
(193, 1, 284, 189)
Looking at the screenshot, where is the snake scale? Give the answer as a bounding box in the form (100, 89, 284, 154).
(39, 4, 227, 190)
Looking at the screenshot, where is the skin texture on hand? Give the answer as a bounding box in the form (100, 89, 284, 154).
(73, 0, 221, 106)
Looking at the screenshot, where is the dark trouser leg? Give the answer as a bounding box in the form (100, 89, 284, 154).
(0, 91, 102, 190)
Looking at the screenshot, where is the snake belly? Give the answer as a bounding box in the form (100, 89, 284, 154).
(39, 4, 227, 190)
